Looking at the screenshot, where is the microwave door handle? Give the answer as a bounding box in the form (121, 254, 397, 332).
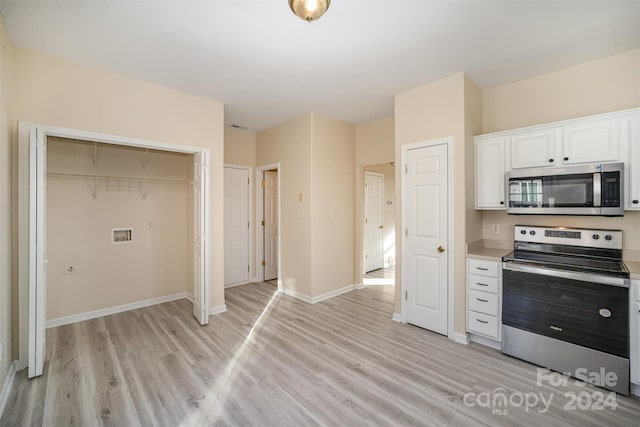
(593, 173, 601, 207)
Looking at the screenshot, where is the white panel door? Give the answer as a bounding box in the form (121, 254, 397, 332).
(192, 151, 209, 325)
(405, 143, 448, 335)
(224, 167, 249, 286)
(264, 170, 278, 281)
(364, 172, 384, 272)
(28, 126, 46, 378)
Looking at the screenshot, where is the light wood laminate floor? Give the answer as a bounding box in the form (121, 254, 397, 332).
(2, 283, 639, 426)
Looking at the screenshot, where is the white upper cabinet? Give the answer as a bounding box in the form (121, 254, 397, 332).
(562, 118, 620, 165)
(474, 108, 639, 211)
(628, 114, 640, 210)
(510, 129, 557, 169)
(475, 137, 507, 209)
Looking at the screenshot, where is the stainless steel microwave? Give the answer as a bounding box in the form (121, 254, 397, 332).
(506, 162, 624, 216)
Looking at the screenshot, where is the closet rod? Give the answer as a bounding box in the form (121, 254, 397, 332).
(47, 172, 192, 185)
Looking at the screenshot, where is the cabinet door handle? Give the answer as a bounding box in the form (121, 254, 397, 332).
(476, 283, 489, 287)
(476, 267, 489, 271)
(563, 157, 569, 161)
(548, 158, 554, 163)
(476, 319, 489, 324)
(476, 298, 489, 302)
(633, 200, 639, 204)
(550, 325, 563, 332)
(500, 201, 504, 205)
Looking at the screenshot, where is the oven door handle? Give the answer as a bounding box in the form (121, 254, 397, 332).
(502, 262, 629, 288)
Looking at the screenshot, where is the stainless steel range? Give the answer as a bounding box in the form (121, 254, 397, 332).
(502, 225, 630, 395)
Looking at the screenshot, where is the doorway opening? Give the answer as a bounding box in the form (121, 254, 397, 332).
(18, 122, 211, 377)
(255, 164, 281, 291)
(362, 163, 396, 286)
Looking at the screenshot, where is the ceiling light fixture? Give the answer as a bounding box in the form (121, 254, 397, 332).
(289, 0, 331, 23)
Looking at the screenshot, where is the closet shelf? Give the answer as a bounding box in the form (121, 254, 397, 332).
(47, 172, 192, 185)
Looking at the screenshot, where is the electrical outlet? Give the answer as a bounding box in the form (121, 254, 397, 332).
(492, 224, 500, 235)
(64, 265, 77, 275)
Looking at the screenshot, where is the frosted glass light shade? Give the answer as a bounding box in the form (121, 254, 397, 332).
(289, 0, 331, 23)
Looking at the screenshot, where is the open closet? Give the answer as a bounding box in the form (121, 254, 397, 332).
(46, 137, 194, 323)
(19, 123, 211, 377)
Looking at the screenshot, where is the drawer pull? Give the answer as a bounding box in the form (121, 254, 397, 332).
(476, 298, 489, 303)
(476, 283, 489, 287)
(476, 319, 489, 324)
(476, 267, 489, 271)
(549, 325, 563, 332)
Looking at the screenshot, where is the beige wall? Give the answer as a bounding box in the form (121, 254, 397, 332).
(364, 162, 396, 267)
(11, 46, 225, 362)
(224, 127, 255, 166)
(46, 138, 191, 319)
(481, 48, 640, 253)
(256, 114, 312, 296)
(356, 116, 395, 165)
(395, 72, 474, 334)
(483, 49, 640, 133)
(355, 116, 395, 280)
(464, 76, 484, 244)
(310, 113, 355, 296)
(0, 15, 13, 388)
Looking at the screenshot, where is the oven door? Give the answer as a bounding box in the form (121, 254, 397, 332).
(502, 263, 629, 358)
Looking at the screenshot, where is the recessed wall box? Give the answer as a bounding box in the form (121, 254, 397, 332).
(112, 227, 134, 244)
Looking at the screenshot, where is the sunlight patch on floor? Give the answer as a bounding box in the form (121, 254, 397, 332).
(179, 289, 280, 425)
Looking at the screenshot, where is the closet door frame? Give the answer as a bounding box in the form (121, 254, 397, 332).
(17, 122, 212, 375)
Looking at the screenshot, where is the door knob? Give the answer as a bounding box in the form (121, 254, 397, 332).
(437, 246, 445, 253)
(378, 225, 383, 229)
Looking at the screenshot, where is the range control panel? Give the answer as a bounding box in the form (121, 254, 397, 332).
(514, 225, 623, 250)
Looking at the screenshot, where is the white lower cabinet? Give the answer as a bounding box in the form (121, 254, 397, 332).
(631, 280, 639, 387)
(467, 257, 502, 345)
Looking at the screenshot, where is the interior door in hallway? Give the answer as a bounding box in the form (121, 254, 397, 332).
(224, 167, 249, 286)
(364, 171, 384, 272)
(263, 170, 278, 281)
(404, 143, 449, 335)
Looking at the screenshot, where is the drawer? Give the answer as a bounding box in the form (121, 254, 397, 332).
(468, 311, 499, 339)
(468, 258, 499, 278)
(468, 274, 499, 293)
(468, 290, 499, 316)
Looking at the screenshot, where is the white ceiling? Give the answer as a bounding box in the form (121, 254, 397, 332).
(1, 1, 638, 131)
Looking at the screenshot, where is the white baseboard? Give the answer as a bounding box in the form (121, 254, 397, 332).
(0, 361, 18, 420)
(310, 284, 355, 304)
(453, 332, 470, 345)
(46, 292, 188, 328)
(209, 304, 228, 316)
(469, 333, 501, 350)
(282, 288, 313, 304)
(355, 283, 365, 290)
(632, 383, 640, 397)
(185, 292, 194, 303)
(224, 281, 250, 289)
(282, 284, 356, 304)
(392, 313, 403, 323)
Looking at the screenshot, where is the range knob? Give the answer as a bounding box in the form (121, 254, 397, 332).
(605, 235, 613, 241)
(592, 234, 600, 240)
(520, 230, 527, 235)
(529, 230, 536, 236)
